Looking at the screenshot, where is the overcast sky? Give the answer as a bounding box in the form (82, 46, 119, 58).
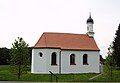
(0, 0, 120, 58)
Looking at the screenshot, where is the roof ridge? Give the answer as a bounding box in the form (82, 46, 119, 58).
(43, 32, 87, 36)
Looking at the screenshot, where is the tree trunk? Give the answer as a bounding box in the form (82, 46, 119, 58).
(18, 63, 21, 79)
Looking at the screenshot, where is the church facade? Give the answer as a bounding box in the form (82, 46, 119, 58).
(31, 15, 100, 74)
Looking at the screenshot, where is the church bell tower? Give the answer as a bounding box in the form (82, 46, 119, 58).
(86, 13, 94, 37)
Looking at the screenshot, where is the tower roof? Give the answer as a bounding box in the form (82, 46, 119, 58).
(87, 13, 94, 24)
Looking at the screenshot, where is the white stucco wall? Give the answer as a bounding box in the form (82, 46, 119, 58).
(87, 22, 93, 32)
(61, 50, 100, 73)
(31, 48, 100, 74)
(31, 48, 61, 74)
(45, 48, 61, 73)
(31, 49, 47, 73)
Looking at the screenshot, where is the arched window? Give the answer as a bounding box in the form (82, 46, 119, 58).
(70, 54, 76, 65)
(83, 54, 88, 65)
(51, 52, 57, 65)
(39, 52, 43, 57)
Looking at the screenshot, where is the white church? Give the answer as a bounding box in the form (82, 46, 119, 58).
(31, 14, 100, 74)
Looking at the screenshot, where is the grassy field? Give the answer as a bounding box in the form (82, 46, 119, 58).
(0, 65, 120, 82)
(91, 66, 120, 82)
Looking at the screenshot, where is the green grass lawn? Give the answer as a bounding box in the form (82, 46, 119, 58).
(91, 66, 120, 82)
(0, 65, 120, 82)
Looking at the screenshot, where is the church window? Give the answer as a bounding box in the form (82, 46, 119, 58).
(51, 52, 57, 65)
(87, 26, 89, 31)
(39, 52, 43, 57)
(83, 54, 88, 65)
(70, 54, 76, 65)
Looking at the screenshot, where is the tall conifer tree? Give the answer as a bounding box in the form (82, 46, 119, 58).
(113, 24, 120, 67)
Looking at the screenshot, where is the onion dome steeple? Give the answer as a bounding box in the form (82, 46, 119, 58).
(86, 13, 94, 24)
(86, 13, 94, 37)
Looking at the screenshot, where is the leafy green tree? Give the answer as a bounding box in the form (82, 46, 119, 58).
(28, 47, 32, 65)
(100, 55, 104, 64)
(113, 24, 120, 67)
(106, 44, 116, 67)
(10, 37, 29, 79)
(105, 44, 116, 80)
(0, 48, 10, 65)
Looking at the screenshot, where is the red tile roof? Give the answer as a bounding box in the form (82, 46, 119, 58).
(34, 32, 100, 51)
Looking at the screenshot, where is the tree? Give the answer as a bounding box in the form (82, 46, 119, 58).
(0, 48, 10, 65)
(106, 44, 116, 67)
(10, 37, 29, 79)
(100, 55, 104, 64)
(113, 24, 120, 67)
(105, 44, 116, 80)
(28, 47, 32, 65)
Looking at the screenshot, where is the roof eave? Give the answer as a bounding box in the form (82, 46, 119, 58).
(33, 47, 100, 51)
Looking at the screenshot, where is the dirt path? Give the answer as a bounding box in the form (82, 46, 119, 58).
(89, 73, 104, 80)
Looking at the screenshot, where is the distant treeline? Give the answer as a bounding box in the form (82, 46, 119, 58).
(0, 47, 105, 65)
(0, 47, 32, 65)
